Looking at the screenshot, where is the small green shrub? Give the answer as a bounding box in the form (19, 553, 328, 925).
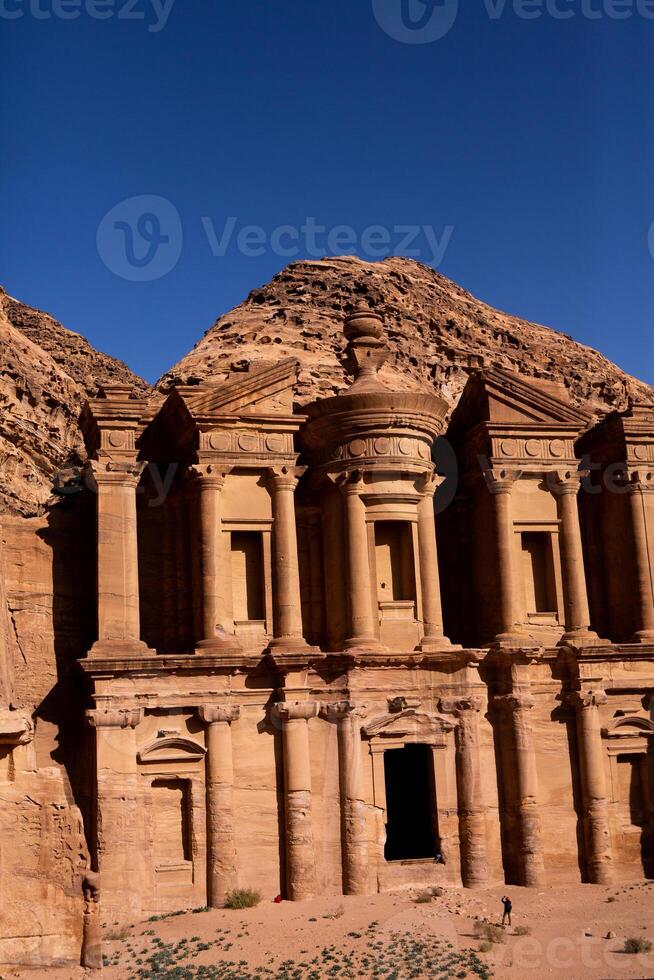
(514, 925, 531, 936)
(624, 937, 652, 954)
(431, 886, 444, 898)
(478, 940, 493, 953)
(415, 891, 433, 904)
(224, 888, 262, 910)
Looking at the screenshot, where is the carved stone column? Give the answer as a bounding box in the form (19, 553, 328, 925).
(268, 466, 313, 653)
(81, 872, 102, 970)
(320, 702, 369, 895)
(88, 461, 150, 657)
(494, 693, 545, 886)
(568, 688, 613, 884)
(274, 700, 319, 900)
(190, 464, 240, 653)
(86, 707, 143, 918)
(441, 696, 489, 888)
(551, 472, 602, 645)
(197, 704, 240, 906)
(417, 473, 460, 652)
(342, 473, 384, 651)
(486, 470, 531, 646)
(627, 471, 654, 641)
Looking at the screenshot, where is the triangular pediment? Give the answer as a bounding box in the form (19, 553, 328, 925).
(450, 367, 592, 439)
(179, 358, 299, 418)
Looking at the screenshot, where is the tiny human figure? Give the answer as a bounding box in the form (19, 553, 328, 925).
(501, 895, 512, 927)
(435, 852, 445, 865)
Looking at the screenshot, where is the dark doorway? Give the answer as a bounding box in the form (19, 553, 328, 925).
(384, 743, 438, 861)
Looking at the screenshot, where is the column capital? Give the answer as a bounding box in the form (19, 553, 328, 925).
(417, 469, 441, 499)
(87, 459, 145, 490)
(273, 700, 320, 723)
(86, 707, 143, 730)
(567, 687, 608, 710)
(338, 469, 367, 496)
(267, 464, 306, 493)
(440, 695, 483, 716)
(548, 469, 586, 496)
(197, 704, 241, 725)
(187, 463, 232, 489)
(482, 466, 521, 495)
(492, 692, 535, 714)
(627, 468, 654, 493)
(319, 700, 367, 722)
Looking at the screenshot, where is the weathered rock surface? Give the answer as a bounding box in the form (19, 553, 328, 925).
(160, 255, 652, 414)
(0, 287, 149, 516)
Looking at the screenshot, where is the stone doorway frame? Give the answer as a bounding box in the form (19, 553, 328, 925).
(362, 705, 460, 881)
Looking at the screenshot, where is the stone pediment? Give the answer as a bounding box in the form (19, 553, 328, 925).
(450, 367, 593, 440)
(602, 715, 654, 739)
(362, 707, 454, 744)
(179, 358, 299, 419)
(137, 735, 206, 764)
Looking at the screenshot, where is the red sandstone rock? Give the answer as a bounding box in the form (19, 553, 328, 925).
(160, 255, 652, 413)
(0, 286, 149, 516)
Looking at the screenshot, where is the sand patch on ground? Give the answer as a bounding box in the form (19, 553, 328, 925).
(3, 880, 654, 980)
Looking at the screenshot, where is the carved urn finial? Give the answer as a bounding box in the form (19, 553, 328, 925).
(343, 300, 389, 391)
(344, 301, 385, 342)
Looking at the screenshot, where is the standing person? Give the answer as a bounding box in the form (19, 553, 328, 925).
(501, 895, 512, 927)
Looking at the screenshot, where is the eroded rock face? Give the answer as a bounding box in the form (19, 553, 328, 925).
(160, 255, 651, 414)
(0, 286, 149, 517)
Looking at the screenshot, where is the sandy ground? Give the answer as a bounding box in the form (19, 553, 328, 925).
(3, 880, 654, 979)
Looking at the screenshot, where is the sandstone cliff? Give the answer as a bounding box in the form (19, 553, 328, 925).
(0, 287, 149, 516)
(160, 256, 653, 415)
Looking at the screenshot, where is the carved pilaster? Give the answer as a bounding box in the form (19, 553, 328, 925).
(483, 468, 532, 646)
(188, 464, 240, 653)
(197, 703, 240, 906)
(440, 696, 489, 888)
(320, 702, 370, 895)
(416, 472, 460, 653)
(492, 692, 545, 887)
(566, 686, 613, 884)
(549, 471, 604, 646)
(340, 471, 385, 652)
(87, 460, 151, 657)
(626, 470, 654, 641)
(267, 466, 315, 653)
(86, 705, 143, 919)
(273, 700, 319, 899)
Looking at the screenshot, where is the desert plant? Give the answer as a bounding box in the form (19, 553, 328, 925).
(104, 924, 130, 941)
(224, 888, 262, 910)
(624, 937, 652, 954)
(415, 890, 433, 904)
(474, 921, 505, 944)
(323, 904, 345, 919)
(513, 925, 531, 936)
(478, 940, 493, 953)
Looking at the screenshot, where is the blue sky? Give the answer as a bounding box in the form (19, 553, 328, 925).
(1, 1, 653, 385)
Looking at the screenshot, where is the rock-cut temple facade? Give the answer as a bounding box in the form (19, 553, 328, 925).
(1, 303, 654, 966)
